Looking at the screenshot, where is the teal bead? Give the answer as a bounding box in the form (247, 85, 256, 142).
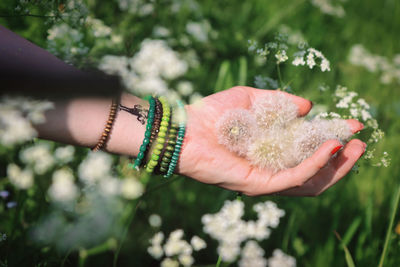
(137, 151, 145, 159)
(145, 131, 151, 138)
(140, 145, 147, 152)
(143, 138, 150, 144)
(172, 155, 179, 161)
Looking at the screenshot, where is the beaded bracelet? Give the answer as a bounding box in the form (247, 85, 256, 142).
(158, 113, 176, 174)
(92, 97, 119, 152)
(131, 96, 156, 170)
(145, 96, 170, 173)
(164, 100, 186, 178)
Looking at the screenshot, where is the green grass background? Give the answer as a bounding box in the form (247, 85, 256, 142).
(0, 0, 399, 266)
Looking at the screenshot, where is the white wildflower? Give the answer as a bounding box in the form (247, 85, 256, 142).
(0, 109, 37, 146)
(149, 214, 162, 228)
(120, 177, 144, 199)
(190, 236, 206, 251)
(48, 169, 78, 202)
(86, 17, 111, 37)
(311, 0, 345, 17)
(99, 177, 121, 196)
(292, 56, 305, 66)
(78, 151, 112, 184)
(177, 81, 194, 96)
(238, 240, 267, 267)
(268, 249, 296, 267)
(178, 254, 194, 266)
(275, 50, 288, 63)
(186, 20, 211, 42)
(20, 143, 55, 174)
(153, 26, 170, 37)
(160, 258, 179, 267)
(218, 242, 241, 262)
(148, 245, 164, 259)
(54, 145, 75, 163)
(7, 164, 34, 190)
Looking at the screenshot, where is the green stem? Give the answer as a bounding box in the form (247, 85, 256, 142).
(378, 183, 400, 267)
(216, 255, 222, 267)
(276, 63, 283, 90)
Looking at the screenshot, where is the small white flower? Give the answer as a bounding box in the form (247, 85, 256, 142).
(160, 258, 179, 267)
(177, 81, 194, 96)
(54, 145, 75, 163)
(306, 53, 316, 69)
(292, 56, 305, 66)
(120, 177, 144, 199)
(148, 245, 163, 259)
(239, 240, 267, 267)
(275, 50, 288, 63)
(78, 152, 113, 185)
(179, 254, 194, 266)
(48, 169, 78, 202)
(268, 249, 296, 267)
(7, 164, 34, 190)
(149, 214, 162, 228)
(190, 236, 207, 251)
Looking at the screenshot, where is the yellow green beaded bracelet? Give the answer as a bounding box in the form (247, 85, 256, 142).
(145, 96, 170, 173)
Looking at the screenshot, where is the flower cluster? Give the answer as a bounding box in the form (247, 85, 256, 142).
(147, 230, 206, 266)
(202, 200, 285, 263)
(332, 85, 389, 166)
(0, 95, 53, 147)
(348, 44, 400, 85)
(216, 93, 352, 172)
(99, 39, 192, 102)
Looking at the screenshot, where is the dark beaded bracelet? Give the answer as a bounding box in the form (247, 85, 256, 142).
(131, 96, 156, 170)
(159, 115, 177, 174)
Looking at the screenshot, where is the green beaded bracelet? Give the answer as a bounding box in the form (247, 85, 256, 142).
(164, 100, 186, 178)
(145, 96, 170, 173)
(159, 118, 178, 174)
(131, 96, 156, 170)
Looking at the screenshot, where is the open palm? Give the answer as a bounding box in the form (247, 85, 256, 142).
(177, 86, 365, 196)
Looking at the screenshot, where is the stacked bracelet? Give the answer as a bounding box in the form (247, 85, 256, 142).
(164, 100, 186, 178)
(132, 96, 156, 170)
(159, 115, 176, 174)
(145, 96, 170, 173)
(92, 97, 119, 152)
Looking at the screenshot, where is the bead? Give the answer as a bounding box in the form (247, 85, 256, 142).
(166, 145, 174, 151)
(162, 117, 169, 122)
(158, 131, 166, 138)
(145, 131, 151, 138)
(159, 126, 168, 132)
(137, 151, 145, 159)
(169, 128, 177, 134)
(140, 146, 147, 152)
(164, 151, 172, 158)
(151, 154, 159, 161)
(162, 157, 171, 163)
(159, 167, 167, 173)
(143, 138, 150, 144)
(153, 149, 162, 155)
(155, 143, 164, 150)
(160, 121, 169, 127)
(161, 161, 169, 168)
(149, 160, 158, 167)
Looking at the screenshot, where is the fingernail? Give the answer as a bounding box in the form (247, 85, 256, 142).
(331, 145, 343, 155)
(355, 123, 364, 134)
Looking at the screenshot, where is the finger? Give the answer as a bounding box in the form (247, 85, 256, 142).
(256, 139, 343, 194)
(346, 119, 364, 134)
(279, 139, 366, 196)
(251, 88, 313, 117)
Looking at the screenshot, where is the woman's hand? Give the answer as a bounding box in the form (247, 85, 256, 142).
(176, 86, 365, 196)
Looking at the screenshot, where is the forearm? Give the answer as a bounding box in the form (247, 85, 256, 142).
(34, 93, 148, 157)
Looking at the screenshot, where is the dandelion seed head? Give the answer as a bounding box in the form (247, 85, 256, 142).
(251, 93, 298, 130)
(216, 109, 257, 156)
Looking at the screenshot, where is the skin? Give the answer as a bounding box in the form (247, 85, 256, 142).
(177, 86, 366, 196)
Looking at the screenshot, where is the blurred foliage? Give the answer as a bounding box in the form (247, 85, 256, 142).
(0, 0, 400, 266)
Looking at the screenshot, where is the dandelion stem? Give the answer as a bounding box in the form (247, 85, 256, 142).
(378, 183, 400, 267)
